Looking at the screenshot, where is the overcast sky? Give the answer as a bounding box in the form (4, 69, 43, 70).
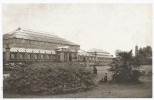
(2, 4, 152, 56)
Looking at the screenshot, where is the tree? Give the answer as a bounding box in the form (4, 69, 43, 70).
(110, 50, 141, 83)
(136, 46, 152, 65)
(115, 49, 133, 65)
(138, 46, 152, 57)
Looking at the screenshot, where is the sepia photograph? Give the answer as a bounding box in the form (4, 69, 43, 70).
(2, 2, 152, 98)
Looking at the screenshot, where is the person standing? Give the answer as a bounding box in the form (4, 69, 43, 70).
(104, 73, 108, 83)
(93, 66, 97, 74)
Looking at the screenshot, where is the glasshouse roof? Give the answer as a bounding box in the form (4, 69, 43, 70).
(3, 27, 79, 46)
(87, 48, 110, 54)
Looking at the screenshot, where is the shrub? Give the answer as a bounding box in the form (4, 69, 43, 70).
(112, 67, 141, 84)
(131, 70, 141, 82)
(3, 79, 10, 92)
(110, 56, 141, 84)
(4, 62, 96, 95)
(112, 65, 132, 83)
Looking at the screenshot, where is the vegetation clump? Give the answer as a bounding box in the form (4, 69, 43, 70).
(109, 50, 141, 84)
(4, 62, 96, 95)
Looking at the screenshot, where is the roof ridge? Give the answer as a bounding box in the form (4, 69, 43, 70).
(20, 27, 77, 45)
(20, 27, 57, 37)
(78, 49, 87, 52)
(88, 48, 110, 54)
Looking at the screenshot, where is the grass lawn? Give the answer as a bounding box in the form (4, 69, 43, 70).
(3, 65, 152, 98)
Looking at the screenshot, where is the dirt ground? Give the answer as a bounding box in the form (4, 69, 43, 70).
(3, 65, 152, 98)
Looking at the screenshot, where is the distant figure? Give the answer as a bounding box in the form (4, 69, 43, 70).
(93, 66, 97, 74)
(84, 62, 87, 67)
(104, 73, 108, 83)
(99, 76, 104, 83)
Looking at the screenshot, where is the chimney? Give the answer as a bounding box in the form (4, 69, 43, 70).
(135, 45, 138, 57)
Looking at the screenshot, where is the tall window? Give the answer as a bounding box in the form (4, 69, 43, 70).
(19, 54, 24, 59)
(41, 54, 44, 59)
(45, 42, 48, 46)
(46, 55, 50, 59)
(9, 39, 14, 44)
(36, 41, 39, 45)
(30, 40, 35, 45)
(21, 39, 27, 44)
(34, 54, 38, 59)
(16, 39, 21, 43)
(10, 53, 16, 59)
(50, 55, 53, 59)
(27, 54, 31, 59)
(13, 38, 16, 43)
(40, 42, 44, 45)
(43, 55, 46, 59)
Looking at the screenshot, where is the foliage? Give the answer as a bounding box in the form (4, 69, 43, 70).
(136, 46, 152, 65)
(4, 62, 96, 95)
(115, 50, 132, 65)
(132, 57, 142, 69)
(112, 65, 132, 83)
(109, 56, 124, 71)
(138, 46, 152, 57)
(110, 50, 141, 83)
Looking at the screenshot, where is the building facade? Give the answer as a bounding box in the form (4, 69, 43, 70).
(3, 27, 113, 65)
(3, 27, 80, 63)
(78, 49, 113, 65)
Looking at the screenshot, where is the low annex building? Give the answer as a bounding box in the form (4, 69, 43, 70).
(77, 49, 113, 65)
